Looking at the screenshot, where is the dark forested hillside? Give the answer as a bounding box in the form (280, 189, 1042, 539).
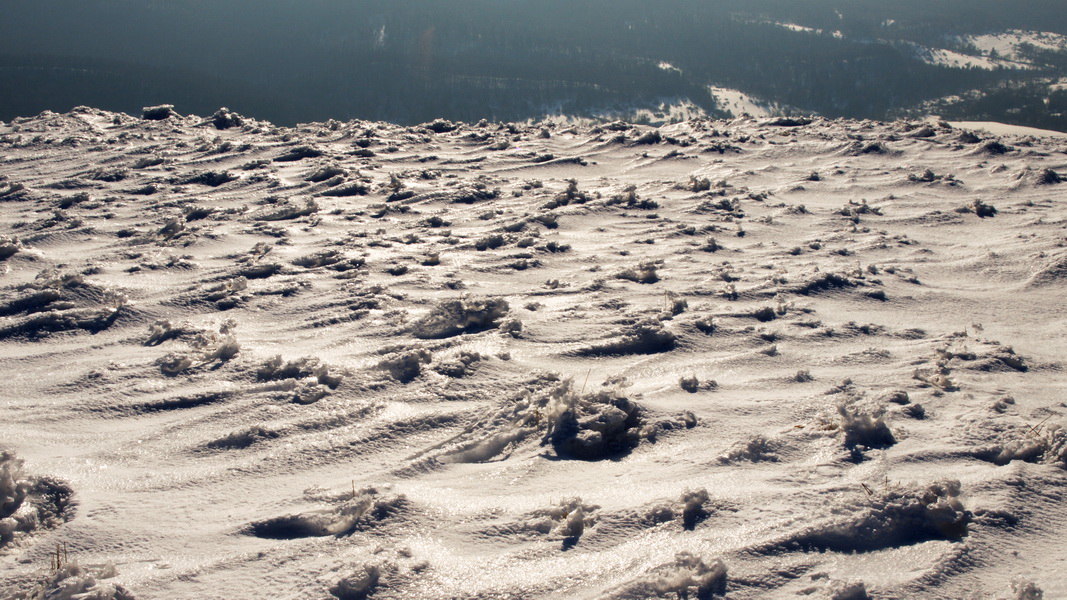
(2, 0, 1066, 128)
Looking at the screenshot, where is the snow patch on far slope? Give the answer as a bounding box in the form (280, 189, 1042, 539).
(709, 87, 794, 118)
(964, 30, 1067, 62)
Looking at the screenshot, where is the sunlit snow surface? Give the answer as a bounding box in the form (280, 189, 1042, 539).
(1, 108, 1066, 599)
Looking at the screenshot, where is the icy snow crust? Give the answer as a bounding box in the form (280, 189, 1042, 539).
(0, 107, 1065, 598)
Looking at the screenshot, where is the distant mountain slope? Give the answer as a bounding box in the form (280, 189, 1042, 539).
(2, 1, 1066, 128)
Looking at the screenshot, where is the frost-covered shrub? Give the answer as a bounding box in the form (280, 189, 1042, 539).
(650, 552, 727, 598)
(410, 298, 509, 339)
(330, 565, 380, 600)
(977, 422, 1067, 467)
(249, 488, 405, 540)
(8, 561, 135, 600)
(616, 262, 659, 284)
(720, 435, 780, 464)
(681, 489, 710, 530)
(210, 107, 244, 130)
(827, 580, 871, 600)
(378, 349, 431, 383)
(542, 386, 644, 460)
(0, 235, 23, 260)
(141, 104, 177, 120)
(432, 351, 482, 378)
(778, 480, 971, 552)
(0, 452, 73, 550)
(274, 145, 323, 162)
(679, 376, 700, 393)
(573, 318, 677, 356)
(835, 403, 895, 450)
(257, 355, 342, 388)
(523, 498, 599, 539)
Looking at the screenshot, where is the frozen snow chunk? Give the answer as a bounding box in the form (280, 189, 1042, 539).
(432, 350, 483, 378)
(172, 170, 238, 187)
(542, 386, 643, 460)
(681, 488, 710, 530)
(615, 262, 660, 284)
(421, 118, 458, 133)
(410, 298, 509, 339)
(791, 272, 862, 296)
(154, 322, 240, 374)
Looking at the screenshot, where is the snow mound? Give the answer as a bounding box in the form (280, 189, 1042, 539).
(410, 298, 510, 339)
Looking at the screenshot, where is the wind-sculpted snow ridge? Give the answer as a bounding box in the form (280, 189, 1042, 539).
(1, 107, 1066, 599)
